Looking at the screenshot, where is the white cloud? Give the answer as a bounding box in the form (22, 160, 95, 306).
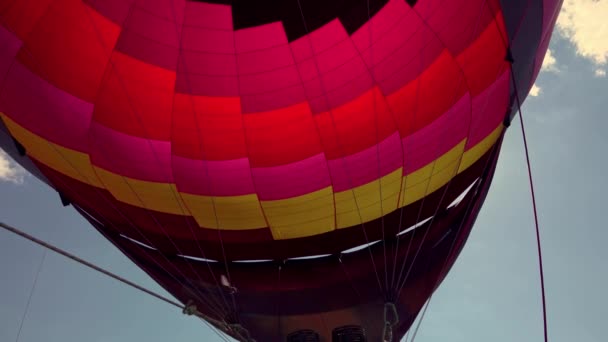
(541, 49, 559, 73)
(530, 49, 558, 99)
(557, 0, 608, 73)
(0, 149, 26, 184)
(595, 69, 606, 77)
(529, 84, 542, 97)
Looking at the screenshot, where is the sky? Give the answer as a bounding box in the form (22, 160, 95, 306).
(1, 1, 607, 341)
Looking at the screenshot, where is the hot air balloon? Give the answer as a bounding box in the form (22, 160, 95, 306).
(0, 0, 562, 340)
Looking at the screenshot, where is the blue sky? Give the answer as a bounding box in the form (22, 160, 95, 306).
(1, 2, 607, 341)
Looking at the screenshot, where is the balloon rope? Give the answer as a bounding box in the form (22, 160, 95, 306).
(14, 250, 46, 342)
(486, 0, 549, 339)
(0, 221, 234, 342)
(0, 222, 183, 309)
(511, 69, 549, 342)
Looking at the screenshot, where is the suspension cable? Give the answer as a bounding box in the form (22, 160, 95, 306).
(5, 21, 232, 320)
(81, 3, 234, 319)
(407, 140, 500, 342)
(393, 0, 494, 299)
(404, 64, 550, 342)
(295, 0, 385, 297)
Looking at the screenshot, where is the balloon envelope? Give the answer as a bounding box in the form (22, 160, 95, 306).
(0, 0, 561, 340)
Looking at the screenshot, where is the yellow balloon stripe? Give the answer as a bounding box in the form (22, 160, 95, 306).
(1, 112, 503, 238)
(400, 140, 466, 207)
(93, 166, 188, 215)
(181, 192, 267, 230)
(335, 168, 402, 229)
(262, 186, 335, 239)
(458, 125, 503, 173)
(1, 113, 103, 188)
